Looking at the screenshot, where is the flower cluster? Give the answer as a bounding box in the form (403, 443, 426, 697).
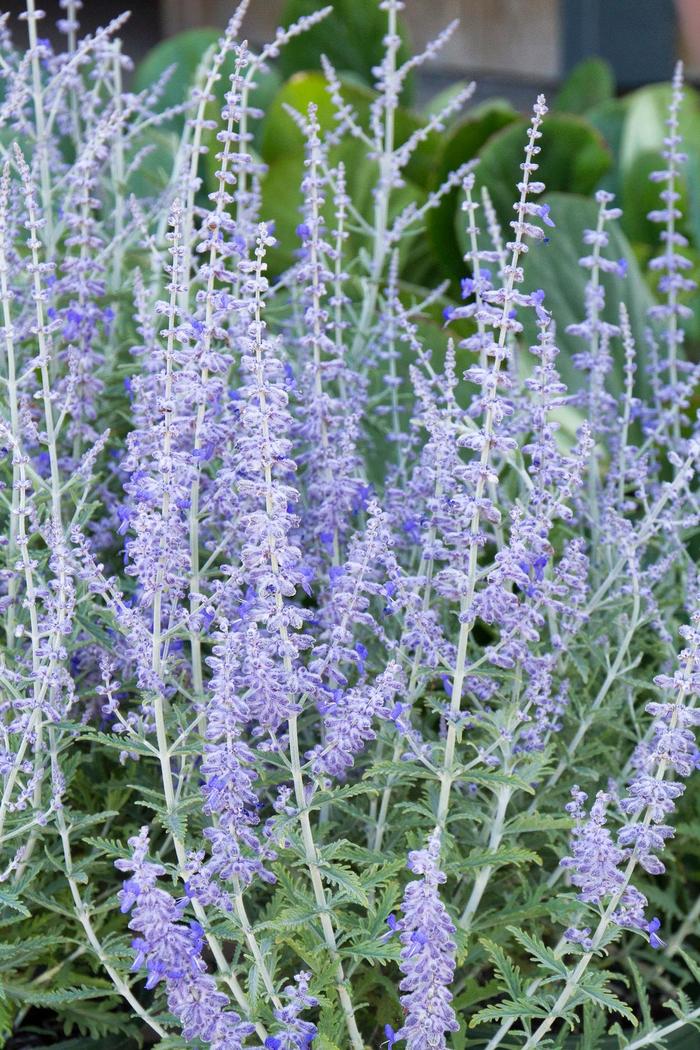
(389, 830, 458, 1049)
(117, 829, 256, 1049)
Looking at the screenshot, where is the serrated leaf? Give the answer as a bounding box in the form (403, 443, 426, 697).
(448, 847, 541, 876)
(504, 813, 574, 835)
(470, 995, 553, 1027)
(314, 1038, 343, 1050)
(5, 984, 112, 1007)
(679, 948, 700, 986)
(577, 975, 638, 1025)
(82, 836, 125, 860)
(0, 888, 30, 918)
(457, 769, 537, 795)
(0, 934, 68, 971)
(627, 958, 653, 1030)
(340, 936, 400, 964)
(79, 730, 156, 759)
(318, 863, 368, 907)
(480, 938, 523, 1001)
(507, 927, 568, 979)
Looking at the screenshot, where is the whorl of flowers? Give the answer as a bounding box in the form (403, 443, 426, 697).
(388, 829, 458, 1049)
(116, 828, 256, 1049)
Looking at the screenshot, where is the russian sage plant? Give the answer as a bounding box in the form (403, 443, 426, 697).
(1, 3, 700, 1049)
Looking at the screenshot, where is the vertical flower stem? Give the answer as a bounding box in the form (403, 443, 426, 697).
(518, 640, 697, 1050)
(48, 731, 167, 1039)
(436, 102, 547, 834)
(249, 236, 364, 1050)
(10, 146, 64, 878)
(351, 0, 400, 362)
(24, 0, 54, 253)
(0, 162, 20, 649)
(149, 205, 264, 1034)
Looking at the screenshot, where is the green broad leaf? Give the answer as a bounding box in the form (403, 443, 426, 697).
(423, 80, 476, 120)
(131, 28, 219, 128)
(448, 846, 541, 875)
(260, 71, 346, 163)
(278, 0, 411, 100)
(514, 192, 656, 396)
(618, 81, 700, 247)
(125, 129, 179, 199)
(134, 27, 281, 155)
(507, 926, 569, 979)
(619, 81, 700, 186)
(260, 69, 439, 185)
(480, 938, 523, 1001)
(427, 100, 518, 281)
(587, 96, 629, 199)
(554, 58, 615, 116)
(576, 975, 638, 1025)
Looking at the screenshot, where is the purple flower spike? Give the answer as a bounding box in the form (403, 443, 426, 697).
(394, 830, 458, 1049)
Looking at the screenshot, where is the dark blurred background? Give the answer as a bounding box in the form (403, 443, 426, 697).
(8, 0, 696, 105)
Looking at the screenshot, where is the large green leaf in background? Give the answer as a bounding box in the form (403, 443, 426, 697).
(133, 27, 282, 140)
(258, 71, 450, 272)
(454, 193, 654, 397)
(473, 115, 612, 237)
(427, 100, 518, 283)
(279, 0, 412, 101)
(553, 57, 615, 116)
(259, 70, 443, 189)
(517, 193, 655, 397)
(586, 96, 629, 200)
(260, 137, 423, 275)
(133, 27, 221, 122)
(617, 82, 700, 247)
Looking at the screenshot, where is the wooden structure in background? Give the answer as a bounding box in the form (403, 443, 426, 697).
(160, 0, 680, 87)
(161, 0, 560, 78)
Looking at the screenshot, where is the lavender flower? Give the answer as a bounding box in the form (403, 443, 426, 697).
(564, 613, 700, 942)
(266, 972, 318, 1050)
(393, 830, 458, 1049)
(116, 828, 256, 1048)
